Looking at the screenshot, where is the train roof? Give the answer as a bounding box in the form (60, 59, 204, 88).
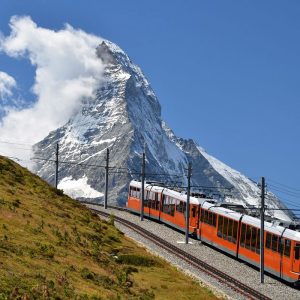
(201, 201, 241, 221)
(163, 187, 203, 205)
(237, 214, 300, 241)
(130, 180, 202, 205)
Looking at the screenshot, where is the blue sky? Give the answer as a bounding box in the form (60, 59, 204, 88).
(0, 1, 300, 211)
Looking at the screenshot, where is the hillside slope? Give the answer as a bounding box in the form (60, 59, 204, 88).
(0, 156, 217, 299)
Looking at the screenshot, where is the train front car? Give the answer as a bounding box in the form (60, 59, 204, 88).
(127, 180, 143, 213)
(127, 180, 201, 236)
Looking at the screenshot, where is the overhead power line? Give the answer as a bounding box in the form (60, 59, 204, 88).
(0, 139, 33, 146)
(268, 178, 300, 193)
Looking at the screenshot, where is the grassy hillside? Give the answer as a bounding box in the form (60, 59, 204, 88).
(0, 156, 218, 299)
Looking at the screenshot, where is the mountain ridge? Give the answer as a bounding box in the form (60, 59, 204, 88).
(33, 40, 294, 222)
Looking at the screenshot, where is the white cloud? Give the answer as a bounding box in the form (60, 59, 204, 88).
(0, 71, 16, 99)
(0, 16, 105, 166)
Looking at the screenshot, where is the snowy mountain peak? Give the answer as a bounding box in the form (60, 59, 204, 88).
(96, 41, 118, 65)
(33, 39, 294, 222)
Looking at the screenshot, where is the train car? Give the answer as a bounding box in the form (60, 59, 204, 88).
(198, 202, 241, 257)
(238, 215, 300, 283)
(127, 180, 300, 285)
(127, 180, 201, 235)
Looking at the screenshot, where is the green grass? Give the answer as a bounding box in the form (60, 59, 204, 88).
(0, 156, 220, 299)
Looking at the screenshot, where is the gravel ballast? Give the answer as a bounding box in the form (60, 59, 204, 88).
(86, 204, 299, 300)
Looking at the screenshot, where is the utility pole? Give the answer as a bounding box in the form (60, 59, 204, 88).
(140, 152, 145, 221)
(104, 148, 109, 209)
(185, 163, 192, 244)
(260, 176, 265, 283)
(55, 143, 59, 188)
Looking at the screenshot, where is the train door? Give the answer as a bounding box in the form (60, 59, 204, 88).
(145, 190, 150, 217)
(159, 193, 164, 221)
(190, 205, 197, 227)
(292, 242, 300, 273)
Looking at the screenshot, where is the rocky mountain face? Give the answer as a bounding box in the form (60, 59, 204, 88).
(33, 40, 293, 222)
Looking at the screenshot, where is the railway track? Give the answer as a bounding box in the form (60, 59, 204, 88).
(87, 204, 271, 300)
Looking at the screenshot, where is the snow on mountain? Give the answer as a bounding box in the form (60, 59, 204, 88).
(33, 40, 294, 222)
(58, 176, 103, 199)
(199, 149, 291, 221)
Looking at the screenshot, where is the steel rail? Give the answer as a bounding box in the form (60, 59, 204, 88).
(86, 204, 271, 300)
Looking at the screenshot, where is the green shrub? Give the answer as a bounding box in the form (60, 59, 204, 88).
(38, 243, 55, 259)
(80, 268, 114, 288)
(108, 214, 115, 226)
(81, 267, 95, 280)
(117, 254, 158, 267)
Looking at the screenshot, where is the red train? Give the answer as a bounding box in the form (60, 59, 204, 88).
(127, 180, 300, 285)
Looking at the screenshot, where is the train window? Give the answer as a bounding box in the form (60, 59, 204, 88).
(216, 217, 237, 244)
(170, 198, 175, 216)
(192, 206, 196, 218)
(208, 212, 212, 224)
(152, 192, 156, 200)
(210, 212, 215, 225)
(130, 187, 136, 198)
(181, 201, 185, 213)
(240, 223, 246, 247)
(152, 197, 156, 209)
(232, 221, 238, 244)
(295, 243, 300, 260)
(176, 201, 181, 213)
(227, 219, 233, 242)
(284, 239, 291, 257)
(134, 187, 138, 198)
(279, 238, 284, 254)
(245, 225, 251, 250)
(266, 233, 271, 249)
(156, 195, 160, 210)
(183, 202, 186, 214)
(164, 196, 169, 213)
(212, 213, 217, 227)
(256, 229, 261, 254)
(200, 209, 203, 222)
(167, 197, 172, 215)
(204, 210, 209, 223)
(160, 195, 165, 212)
(145, 191, 149, 207)
(136, 188, 141, 199)
(202, 210, 216, 227)
(217, 216, 224, 238)
(206, 212, 209, 224)
(223, 217, 228, 239)
(251, 227, 257, 252)
(272, 235, 279, 252)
